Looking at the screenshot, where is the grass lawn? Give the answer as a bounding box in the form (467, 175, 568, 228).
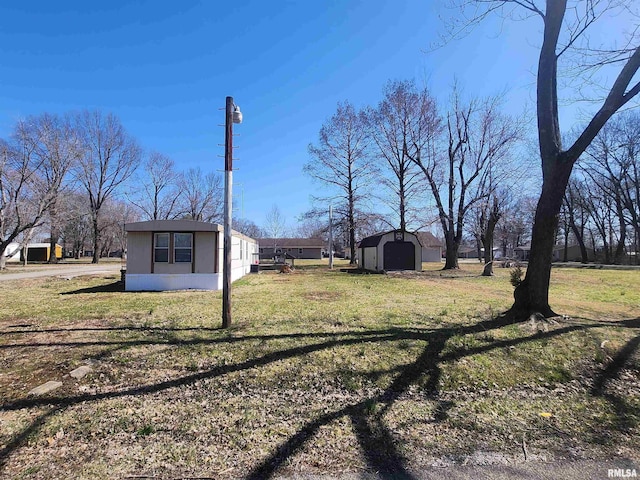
(0, 260, 638, 478)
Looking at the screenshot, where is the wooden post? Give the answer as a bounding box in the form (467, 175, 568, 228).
(222, 96, 233, 328)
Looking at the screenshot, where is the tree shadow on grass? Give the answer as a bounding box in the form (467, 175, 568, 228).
(1, 316, 638, 477)
(60, 281, 124, 294)
(590, 332, 640, 439)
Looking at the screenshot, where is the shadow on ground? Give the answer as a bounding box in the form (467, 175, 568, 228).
(1, 314, 638, 478)
(61, 281, 124, 295)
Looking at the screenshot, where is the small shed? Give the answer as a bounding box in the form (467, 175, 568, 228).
(357, 230, 422, 272)
(124, 219, 257, 291)
(23, 243, 63, 262)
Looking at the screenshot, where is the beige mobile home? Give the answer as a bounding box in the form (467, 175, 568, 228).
(124, 220, 257, 291)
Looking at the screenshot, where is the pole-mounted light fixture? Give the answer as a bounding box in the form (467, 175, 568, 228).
(233, 105, 243, 124)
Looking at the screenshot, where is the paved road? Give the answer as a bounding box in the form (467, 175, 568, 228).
(275, 458, 639, 480)
(0, 263, 122, 281)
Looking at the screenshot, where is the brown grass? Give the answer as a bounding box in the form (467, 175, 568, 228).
(0, 261, 638, 478)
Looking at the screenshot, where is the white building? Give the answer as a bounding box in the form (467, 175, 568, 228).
(124, 220, 258, 291)
(2, 242, 22, 263)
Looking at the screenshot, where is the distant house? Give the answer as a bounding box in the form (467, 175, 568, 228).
(357, 230, 422, 272)
(415, 232, 442, 262)
(125, 220, 257, 291)
(514, 245, 531, 261)
(457, 246, 478, 259)
(553, 244, 595, 262)
(258, 238, 324, 260)
(515, 244, 596, 263)
(2, 242, 22, 263)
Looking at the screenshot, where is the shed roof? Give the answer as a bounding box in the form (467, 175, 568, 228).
(358, 230, 422, 248)
(358, 233, 385, 248)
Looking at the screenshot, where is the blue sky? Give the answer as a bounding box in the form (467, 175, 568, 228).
(0, 1, 609, 230)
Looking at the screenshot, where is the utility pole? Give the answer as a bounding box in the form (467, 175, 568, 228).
(329, 205, 334, 270)
(222, 96, 242, 328)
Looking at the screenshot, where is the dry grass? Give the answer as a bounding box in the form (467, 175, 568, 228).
(0, 260, 638, 479)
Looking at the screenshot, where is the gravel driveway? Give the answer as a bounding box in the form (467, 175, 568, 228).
(0, 263, 122, 281)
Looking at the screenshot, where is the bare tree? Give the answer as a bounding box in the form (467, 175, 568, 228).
(128, 151, 181, 220)
(476, 188, 515, 275)
(583, 122, 631, 263)
(495, 195, 536, 258)
(365, 80, 435, 231)
(305, 101, 375, 264)
(294, 217, 327, 239)
(450, 1, 640, 316)
(233, 218, 264, 239)
(582, 112, 640, 264)
(99, 198, 139, 258)
(60, 191, 92, 259)
(409, 90, 520, 269)
(176, 167, 223, 222)
(263, 204, 287, 241)
(0, 118, 68, 268)
(561, 178, 591, 263)
(75, 110, 141, 263)
(19, 114, 81, 262)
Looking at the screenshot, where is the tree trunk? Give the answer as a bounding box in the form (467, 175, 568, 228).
(348, 208, 356, 265)
(481, 207, 499, 276)
(443, 231, 460, 270)
(568, 211, 590, 262)
(563, 222, 569, 262)
(613, 200, 627, 264)
(512, 159, 573, 318)
(48, 200, 59, 264)
(92, 216, 100, 264)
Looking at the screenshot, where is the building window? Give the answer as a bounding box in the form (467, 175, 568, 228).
(259, 247, 264, 253)
(154, 233, 169, 263)
(298, 248, 303, 254)
(174, 233, 193, 263)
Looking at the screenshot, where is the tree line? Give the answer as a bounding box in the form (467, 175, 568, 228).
(0, 110, 244, 267)
(304, 80, 528, 274)
(306, 0, 640, 318)
(305, 81, 640, 273)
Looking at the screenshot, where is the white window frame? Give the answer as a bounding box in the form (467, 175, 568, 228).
(173, 233, 193, 263)
(154, 233, 170, 263)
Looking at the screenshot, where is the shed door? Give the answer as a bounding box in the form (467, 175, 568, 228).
(383, 241, 415, 270)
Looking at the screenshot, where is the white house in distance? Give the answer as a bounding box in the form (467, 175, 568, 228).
(415, 231, 442, 262)
(2, 242, 22, 263)
(124, 219, 258, 291)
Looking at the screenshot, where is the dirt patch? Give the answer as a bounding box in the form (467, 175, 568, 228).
(303, 291, 344, 302)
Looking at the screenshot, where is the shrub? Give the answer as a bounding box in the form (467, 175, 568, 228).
(510, 263, 524, 288)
